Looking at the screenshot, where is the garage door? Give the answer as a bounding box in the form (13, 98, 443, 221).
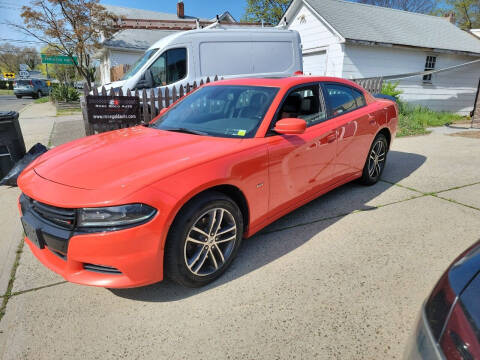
(302, 51, 327, 76)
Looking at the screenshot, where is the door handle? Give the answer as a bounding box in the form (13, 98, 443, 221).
(326, 133, 336, 143)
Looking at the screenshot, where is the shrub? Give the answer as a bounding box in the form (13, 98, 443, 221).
(50, 83, 80, 102)
(381, 81, 403, 102)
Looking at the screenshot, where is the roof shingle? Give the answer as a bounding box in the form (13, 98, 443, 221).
(304, 0, 480, 54)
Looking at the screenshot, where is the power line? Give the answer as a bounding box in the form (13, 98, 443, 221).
(0, 38, 43, 44)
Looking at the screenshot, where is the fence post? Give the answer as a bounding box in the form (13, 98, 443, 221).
(149, 88, 156, 120)
(186, 83, 191, 93)
(142, 89, 148, 123)
(164, 87, 170, 107)
(158, 88, 164, 112)
(179, 84, 184, 99)
(172, 86, 177, 103)
(214, 75, 218, 82)
(81, 84, 92, 136)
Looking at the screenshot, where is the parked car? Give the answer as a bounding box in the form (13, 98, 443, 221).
(405, 240, 480, 359)
(18, 76, 398, 288)
(14, 79, 50, 99)
(102, 27, 302, 95)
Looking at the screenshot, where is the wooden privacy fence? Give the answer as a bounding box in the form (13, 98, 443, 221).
(81, 75, 220, 135)
(353, 77, 383, 94)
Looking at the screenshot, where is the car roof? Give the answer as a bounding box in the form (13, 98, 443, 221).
(205, 76, 362, 89)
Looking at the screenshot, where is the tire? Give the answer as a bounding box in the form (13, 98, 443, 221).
(359, 133, 388, 185)
(165, 191, 244, 288)
(16, 95, 21, 99)
(35, 91, 41, 99)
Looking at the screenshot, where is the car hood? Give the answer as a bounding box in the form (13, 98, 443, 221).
(32, 126, 245, 191)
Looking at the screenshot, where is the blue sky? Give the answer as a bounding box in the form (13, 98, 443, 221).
(0, 0, 247, 48)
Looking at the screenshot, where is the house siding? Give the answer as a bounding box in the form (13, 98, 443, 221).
(342, 44, 480, 114)
(288, 3, 344, 77)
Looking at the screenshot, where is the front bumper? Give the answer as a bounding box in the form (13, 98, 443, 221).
(404, 306, 445, 360)
(19, 194, 165, 288)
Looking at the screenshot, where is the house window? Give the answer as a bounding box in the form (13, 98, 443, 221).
(423, 55, 437, 83)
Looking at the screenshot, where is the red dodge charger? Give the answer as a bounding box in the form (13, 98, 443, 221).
(18, 76, 398, 288)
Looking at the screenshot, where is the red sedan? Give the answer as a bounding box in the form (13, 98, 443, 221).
(18, 76, 398, 288)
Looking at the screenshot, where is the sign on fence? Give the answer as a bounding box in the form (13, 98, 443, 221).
(86, 96, 141, 124)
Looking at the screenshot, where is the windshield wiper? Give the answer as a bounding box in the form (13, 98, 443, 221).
(164, 127, 208, 136)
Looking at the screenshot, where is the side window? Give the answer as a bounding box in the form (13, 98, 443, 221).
(351, 88, 366, 107)
(324, 84, 361, 117)
(149, 48, 187, 87)
(277, 85, 327, 126)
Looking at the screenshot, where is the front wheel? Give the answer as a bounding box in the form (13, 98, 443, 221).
(359, 133, 388, 185)
(165, 191, 244, 288)
(35, 91, 41, 99)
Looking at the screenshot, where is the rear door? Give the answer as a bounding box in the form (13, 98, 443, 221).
(321, 83, 374, 179)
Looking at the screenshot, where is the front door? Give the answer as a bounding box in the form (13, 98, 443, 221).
(267, 83, 337, 215)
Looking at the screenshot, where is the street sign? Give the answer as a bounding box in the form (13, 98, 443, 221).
(41, 54, 78, 65)
(3, 72, 15, 79)
(19, 64, 28, 71)
(19, 70, 29, 79)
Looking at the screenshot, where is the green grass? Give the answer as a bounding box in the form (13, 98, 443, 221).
(0, 89, 13, 95)
(56, 108, 81, 116)
(34, 96, 50, 104)
(397, 104, 465, 137)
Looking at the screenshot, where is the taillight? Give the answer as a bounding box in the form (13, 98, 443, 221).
(425, 272, 457, 340)
(440, 302, 480, 360)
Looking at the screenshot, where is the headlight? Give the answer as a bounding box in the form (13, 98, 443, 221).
(77, 204, 156, 228)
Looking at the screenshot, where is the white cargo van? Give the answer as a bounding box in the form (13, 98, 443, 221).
(103, 27, 302, 93)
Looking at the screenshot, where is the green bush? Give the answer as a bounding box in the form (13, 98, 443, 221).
(381, 81, 403, 102)
(50, 83, 80, 102)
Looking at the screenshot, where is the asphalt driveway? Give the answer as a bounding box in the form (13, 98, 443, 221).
(0, 125, 479, 359)
(0, 95, 35, 113)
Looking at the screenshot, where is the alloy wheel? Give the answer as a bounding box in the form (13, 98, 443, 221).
(184, 208, 237, 276)
(368, 139, 386, 178)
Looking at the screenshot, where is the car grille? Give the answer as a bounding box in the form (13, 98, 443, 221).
(22, 195, 76, 230)
(83, 263, 122, 275)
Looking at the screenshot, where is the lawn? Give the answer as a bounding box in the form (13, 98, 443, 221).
(34, 97, 50, 104)
(0, 89, 13, 95)
(397, 104, 465, 137)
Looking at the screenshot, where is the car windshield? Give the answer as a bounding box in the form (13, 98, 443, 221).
(121, 48, 158, 81)
(151, 85, 279, 138)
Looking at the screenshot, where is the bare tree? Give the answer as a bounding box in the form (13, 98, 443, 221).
(0, 43, 40, 72)
(356, 0, 437, 13)
(10, 0, 117, 90)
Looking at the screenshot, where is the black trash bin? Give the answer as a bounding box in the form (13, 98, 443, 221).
(0, 111, 26, 179)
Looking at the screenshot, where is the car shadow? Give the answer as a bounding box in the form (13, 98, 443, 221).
(110, 150, 426, 302)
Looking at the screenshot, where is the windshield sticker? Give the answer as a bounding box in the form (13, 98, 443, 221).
(237, 130, 246, 137)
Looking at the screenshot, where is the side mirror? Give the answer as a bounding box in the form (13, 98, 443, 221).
(135, 69, 154, 90)
(273, 118, 306, 135)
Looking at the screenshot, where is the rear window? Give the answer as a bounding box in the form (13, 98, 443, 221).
(15, 80, 31, 86)
(460, 275, 480, 342)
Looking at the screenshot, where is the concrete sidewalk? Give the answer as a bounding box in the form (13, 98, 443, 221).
(0, 102, 84, 297)
(0, 123, 479, 359)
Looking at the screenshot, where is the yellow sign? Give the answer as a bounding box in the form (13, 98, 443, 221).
(3, 72, 15, 79)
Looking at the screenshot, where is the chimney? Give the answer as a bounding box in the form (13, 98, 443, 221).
(177, 0, 184, 19)
(444, 12, 456, 25)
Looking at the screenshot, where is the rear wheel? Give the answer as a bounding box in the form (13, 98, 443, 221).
(359, 133, 388, 185)
(16, 95, 21, 99)
(165, 191, 243, 288)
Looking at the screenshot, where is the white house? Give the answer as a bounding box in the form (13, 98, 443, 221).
(283, 0, 480, 114)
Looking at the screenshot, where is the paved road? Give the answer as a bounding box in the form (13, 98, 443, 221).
(0, 118, 479, 359)
(0, 95, 35, 113)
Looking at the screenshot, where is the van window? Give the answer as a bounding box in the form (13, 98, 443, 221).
(149, 48, 187, 87)
(122, 48, 158, 80)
